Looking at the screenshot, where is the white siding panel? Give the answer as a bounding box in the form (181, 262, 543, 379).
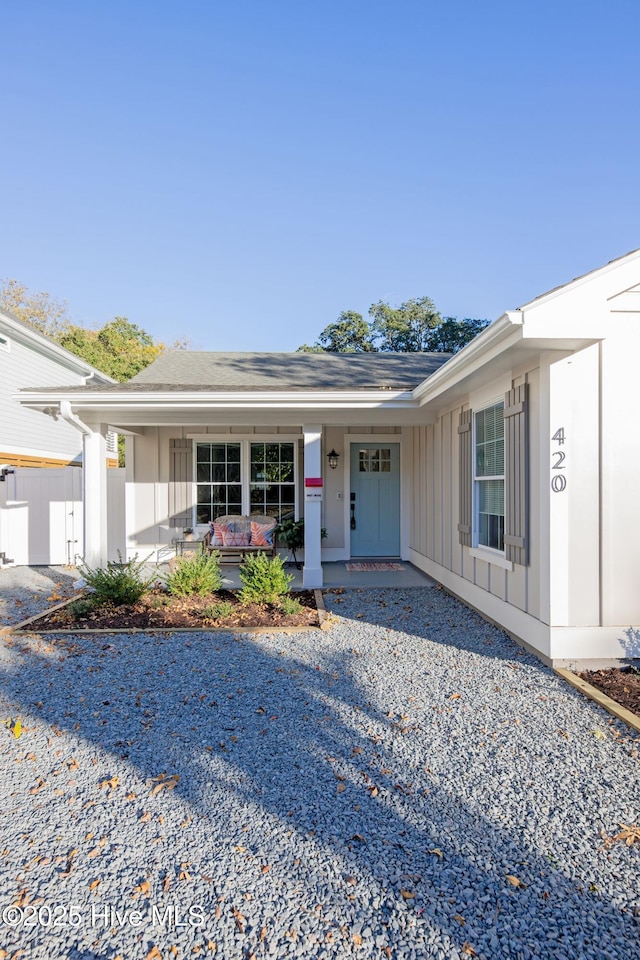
(0, 337, 85, 460)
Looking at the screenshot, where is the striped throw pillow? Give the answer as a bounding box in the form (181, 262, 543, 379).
(251, 521, 274, 547)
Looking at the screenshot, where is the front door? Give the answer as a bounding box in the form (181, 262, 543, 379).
(350, 443, 400, 556)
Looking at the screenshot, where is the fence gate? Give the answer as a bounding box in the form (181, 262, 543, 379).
(0, 467, 83, 566)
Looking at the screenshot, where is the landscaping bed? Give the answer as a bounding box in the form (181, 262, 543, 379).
(578, 666, 640, 718)
(16, 587, 320, 631)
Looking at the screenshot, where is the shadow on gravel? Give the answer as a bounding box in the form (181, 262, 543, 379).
(0, 565, 78, 626)
(1, 586, 639, 958)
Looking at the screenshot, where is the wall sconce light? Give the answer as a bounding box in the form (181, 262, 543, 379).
(327, 449, 340, 470)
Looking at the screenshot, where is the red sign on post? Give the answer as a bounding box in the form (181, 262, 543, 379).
(304, 477, 323, 487)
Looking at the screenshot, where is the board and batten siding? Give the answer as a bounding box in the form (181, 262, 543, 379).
(409, 367, 541, 622)
(0, 335, 86, 462)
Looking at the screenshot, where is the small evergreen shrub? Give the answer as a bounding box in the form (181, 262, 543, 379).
(66, 596, 99, 619)
(203, 600, 235, 621)
(238, 553, 294, 605)
(78, 552, 154, 606)
(165, 552, 223, 597)
(278, 595, 302, 616)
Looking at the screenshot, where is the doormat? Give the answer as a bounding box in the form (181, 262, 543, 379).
(345, 562, 406, 572)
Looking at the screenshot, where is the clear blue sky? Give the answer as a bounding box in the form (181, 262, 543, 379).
(1, 1, 638, 351)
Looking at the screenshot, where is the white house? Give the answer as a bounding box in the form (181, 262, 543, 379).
(0, 310, 120, 565)
(0, 309, 117, 468)
(17, 250, 640, 665)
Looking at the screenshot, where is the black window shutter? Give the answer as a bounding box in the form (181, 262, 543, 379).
(169, 438, 193, 526)
(504, 384, 528, 565)
(457, 409, 473, 547)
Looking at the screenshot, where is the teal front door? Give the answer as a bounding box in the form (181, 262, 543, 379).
(350, 443, 400, 556)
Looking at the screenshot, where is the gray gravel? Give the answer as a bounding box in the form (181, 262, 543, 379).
(0, 575, 638, 959)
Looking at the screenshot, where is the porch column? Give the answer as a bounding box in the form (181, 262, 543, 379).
(83, 425, 109, 569)
(302, 424, 323, 588)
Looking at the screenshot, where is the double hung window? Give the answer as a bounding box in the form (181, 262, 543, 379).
(474, 402, 505, 552)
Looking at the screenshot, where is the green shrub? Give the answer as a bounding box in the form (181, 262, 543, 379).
(203, 600, 235, 621)
(66, 596, 99, 619)
(165, 551, 223, 597)
(278, 595, 302, 616)
(78, 552, 154, 606)
(238, 553, 294, 605)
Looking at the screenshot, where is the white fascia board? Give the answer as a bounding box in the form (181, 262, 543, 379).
(16, 389, 419, 412)
(516, 247, 640, 313)
(412, 314, 523, 405)
(0, 311, 116, 383)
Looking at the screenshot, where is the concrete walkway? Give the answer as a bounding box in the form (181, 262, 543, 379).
(215, 559, 436, 590)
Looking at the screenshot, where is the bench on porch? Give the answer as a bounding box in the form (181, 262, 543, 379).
(201, 514, 277, 563)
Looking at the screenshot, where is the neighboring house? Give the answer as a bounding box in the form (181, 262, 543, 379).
(0, 309, 118, 467)
(17, 250, 640, 666)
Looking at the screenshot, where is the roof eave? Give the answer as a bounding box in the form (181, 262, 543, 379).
(16, 388, 420, 413)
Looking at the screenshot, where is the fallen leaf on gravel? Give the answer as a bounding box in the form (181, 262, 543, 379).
(29, 777, 46, 794)
(401, 890, 416, 899)
(259, 927, 267, 941)
(462, 943, 477, 956)
(506, 874, 525, 888)
(140, 811, 152, 823)
(352, 933, 363, 945)
(454, 914, 466, 925)
(207, 942, 216, 952)
(89, 879, 101, 891)
(336, 783, 346, 794)
(449, 693, 462, 700)
(133, 880, 150, 899)
(350, 834, 366, 843)
(428, 847, 444, 858)
(150, 773, 179, 795)
(99, 776, 119, 790)
(232, 906, 245, 932)
(606, 823, 640, 847)
(261, 864, 270, 874)
(146, 947, 162, 960)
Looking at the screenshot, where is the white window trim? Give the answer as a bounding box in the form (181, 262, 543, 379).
(472, 399, 506, 555)
(468, 547, 514, 571)
(0, 334, 10, 352)
(189, 434, 300, 527)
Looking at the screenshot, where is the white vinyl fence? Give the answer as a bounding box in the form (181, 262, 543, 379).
(0, 467, 125, 566)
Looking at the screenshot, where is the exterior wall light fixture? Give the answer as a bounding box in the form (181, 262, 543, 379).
(327, 449, 340, 470)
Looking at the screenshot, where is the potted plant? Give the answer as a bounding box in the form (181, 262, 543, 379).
(275, 518, 327, 569)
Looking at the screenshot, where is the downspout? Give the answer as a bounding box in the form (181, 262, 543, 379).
(58, 400, 92, 436)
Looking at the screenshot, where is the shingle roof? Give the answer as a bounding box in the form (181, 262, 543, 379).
(128, 351, 451, 389)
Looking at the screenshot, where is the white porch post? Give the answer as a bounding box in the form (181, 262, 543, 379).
(302, 424, 323, 588)
(83, 425, 108, 569)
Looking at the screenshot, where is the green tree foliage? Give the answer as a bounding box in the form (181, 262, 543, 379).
(58, 317, 164, 381)
(368, 296, 442, 352)
(298, 298, 489, 354)
(312, 310, 376, 353)
(427, 316, 491, 353)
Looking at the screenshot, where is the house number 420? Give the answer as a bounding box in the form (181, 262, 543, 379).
(551, 427, 567, 492)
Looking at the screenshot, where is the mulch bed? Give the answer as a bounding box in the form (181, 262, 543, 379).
(23, 589, 320, 631)
(578, 667, 640, 717)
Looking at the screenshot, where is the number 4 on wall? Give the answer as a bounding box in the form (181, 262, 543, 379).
(551, 427, 566, 445)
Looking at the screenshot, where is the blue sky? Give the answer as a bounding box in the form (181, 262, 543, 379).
(1, 1, 638, 351)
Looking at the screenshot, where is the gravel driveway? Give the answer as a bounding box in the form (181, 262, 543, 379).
(0, 571, 638, 959)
